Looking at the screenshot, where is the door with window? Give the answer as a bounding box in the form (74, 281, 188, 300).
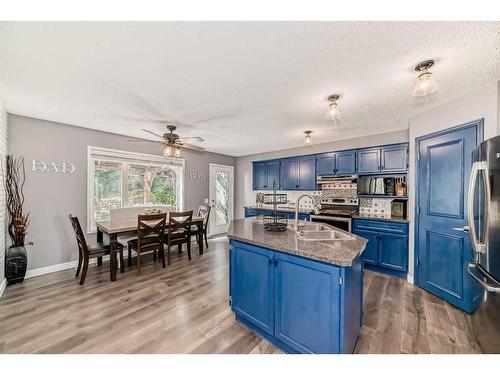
(209, 164, 234, 236)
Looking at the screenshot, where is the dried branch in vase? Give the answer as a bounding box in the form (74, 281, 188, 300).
(3, 155, 30, 247)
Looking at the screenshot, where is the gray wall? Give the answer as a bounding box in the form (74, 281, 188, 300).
(234, 129, 409, 219)
(8, 114, 235, 271)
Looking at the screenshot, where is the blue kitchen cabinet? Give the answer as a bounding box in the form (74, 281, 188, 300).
(297, 156, 316, 189)
(357, 144, 408, 175)
(279, 158, 298, 190)
(354, 229, 378, 266)
(353, 218, 408, 278)
(378, 232, 408, 272)
(335, 150, 357, 175)
(381, 144, 408, 173)
(274, 252, 341, 353)
(316, 150, 356, 177)
(316, 153, 336, 176)
(230, 242, 275, 335)
(229, 240, 363, 354)
(279, 156, 316, 190)
(244, 208, 309, 221)
(357, 147, 381, 174)
(253, 160, 280, 190)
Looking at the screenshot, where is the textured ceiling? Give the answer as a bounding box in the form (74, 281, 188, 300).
(0, 21, 499, 156)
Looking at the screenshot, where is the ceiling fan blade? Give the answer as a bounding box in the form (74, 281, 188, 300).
(128, 139, 163, 144)
(179, 142, 205, 152)
(178, 136, 205, 143)
(142, 129, 164, 139)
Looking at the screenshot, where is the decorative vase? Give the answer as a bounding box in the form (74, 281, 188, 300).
(5, 245, 27, 284)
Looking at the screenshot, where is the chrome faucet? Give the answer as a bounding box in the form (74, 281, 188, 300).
(294, 193, 321, 231)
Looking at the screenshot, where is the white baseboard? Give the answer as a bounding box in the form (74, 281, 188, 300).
(0, 278, 6, 299)
(407, 274, 414, 285)
(25, 260, 80, 279)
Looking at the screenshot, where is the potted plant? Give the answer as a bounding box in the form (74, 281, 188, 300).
(4, 155, 31, 284)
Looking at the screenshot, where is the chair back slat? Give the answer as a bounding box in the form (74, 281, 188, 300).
(69, 215, 88, 257)
(202, 206, 211, 231)
(137, 213, 167, 249)
(168, 210, 193, 234)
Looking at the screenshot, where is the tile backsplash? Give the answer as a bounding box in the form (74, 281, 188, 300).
(359, 198, 392, 218)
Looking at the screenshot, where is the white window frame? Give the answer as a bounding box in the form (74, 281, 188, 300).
(87, 146, 185, 233)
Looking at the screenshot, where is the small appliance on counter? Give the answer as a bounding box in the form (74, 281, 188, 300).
(358, 175, 407, 197)
(391, 199, 407, 219)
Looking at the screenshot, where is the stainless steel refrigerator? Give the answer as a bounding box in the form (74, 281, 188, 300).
(468, 134, 500, 353)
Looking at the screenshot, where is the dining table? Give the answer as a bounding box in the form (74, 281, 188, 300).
(96, 215, 205, 281)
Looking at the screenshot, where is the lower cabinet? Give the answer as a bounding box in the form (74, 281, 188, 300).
(230, 242, 275, 334)
(353, 219, 408, 278)
(244, 207, 309, 221)
(229, 240, 363, 354)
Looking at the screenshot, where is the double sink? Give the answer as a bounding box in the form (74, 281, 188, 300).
(293, 223, 354, 241)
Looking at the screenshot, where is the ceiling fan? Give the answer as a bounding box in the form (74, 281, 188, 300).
(129, 122, 205, 157)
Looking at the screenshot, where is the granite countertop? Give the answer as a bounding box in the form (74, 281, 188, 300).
(244, 205, 314, 214)
(351, 214, 410, 224)
(227, 217, 367, 267)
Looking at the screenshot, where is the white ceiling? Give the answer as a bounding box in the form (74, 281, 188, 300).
(0, 22, 499, 157)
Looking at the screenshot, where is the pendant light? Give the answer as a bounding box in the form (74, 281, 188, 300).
(304, 130, 313, 145)
(413, 59, 438, 97)
(325, 94, 341, 121)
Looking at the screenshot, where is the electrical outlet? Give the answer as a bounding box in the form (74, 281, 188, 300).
(204, 198, 209, 204)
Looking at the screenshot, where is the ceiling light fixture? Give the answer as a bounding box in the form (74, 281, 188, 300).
(164, 143, 181, 158)
(304, 130, 313, 146)
(413, 59, 438, 97)
(325, 94, 341, 121)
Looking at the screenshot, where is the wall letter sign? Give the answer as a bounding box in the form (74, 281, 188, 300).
(32, 160, 75, 174)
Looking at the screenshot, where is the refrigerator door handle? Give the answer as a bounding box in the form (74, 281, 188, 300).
(467, 262, 500, 293)
(467, 161, 488, 254)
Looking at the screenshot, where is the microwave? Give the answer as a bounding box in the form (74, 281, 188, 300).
(357, 177, 395, 196)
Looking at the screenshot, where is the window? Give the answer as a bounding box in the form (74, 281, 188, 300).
(87, 147, 184, 232)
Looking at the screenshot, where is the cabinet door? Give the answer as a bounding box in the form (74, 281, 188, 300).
(378, 233, 408, 272)
(354, 229, 378, 266)
(316, 154, 335, 176)
(357, 148, 381, 174)
(335, 150, 357, 175)
(253, 162, 267, 190)
(231, 242, 275, 335)
(280, 159, 298, 190)
(297, 156, 316, 190)
(266, 160, 280, 190)
(274, 252, 340, 354)
(381, 144, 408, 173)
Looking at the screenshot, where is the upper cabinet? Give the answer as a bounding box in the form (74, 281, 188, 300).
(316, 150, 356, 177)
(279, 155, 316, 190)
(252, 143, 408, 190)
(252, 160, 280, 190)
(357, 144, 408, 175)
(380, 144, 408, 173)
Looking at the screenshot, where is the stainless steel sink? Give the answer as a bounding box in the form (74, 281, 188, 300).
(295, 227, 354, 241)
(296, 223, 332, 231)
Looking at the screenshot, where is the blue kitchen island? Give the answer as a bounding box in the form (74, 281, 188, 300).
(227, 218, 368, 354)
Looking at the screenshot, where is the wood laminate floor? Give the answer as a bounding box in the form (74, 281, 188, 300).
(0, 238, 489, 354)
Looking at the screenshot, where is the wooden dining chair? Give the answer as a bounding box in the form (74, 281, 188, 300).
(127, 213, 167, 274)
(191, 205, 211, 249)
(69, 214, 125, 285)
(166, 210, 193, 266)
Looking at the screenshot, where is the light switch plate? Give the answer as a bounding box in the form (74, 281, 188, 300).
(204, 198, 209, 204)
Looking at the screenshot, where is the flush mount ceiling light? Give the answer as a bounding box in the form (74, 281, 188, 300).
(413, 59, 438, 98)
(304, 130, 313, 145)
(325, 94, 341, 121)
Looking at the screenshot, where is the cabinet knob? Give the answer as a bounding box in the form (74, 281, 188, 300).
(268, 258, 273, 265)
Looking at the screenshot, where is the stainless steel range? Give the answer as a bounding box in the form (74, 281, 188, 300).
(310, 197, 359, 232)
(311, 176, 359, 232)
